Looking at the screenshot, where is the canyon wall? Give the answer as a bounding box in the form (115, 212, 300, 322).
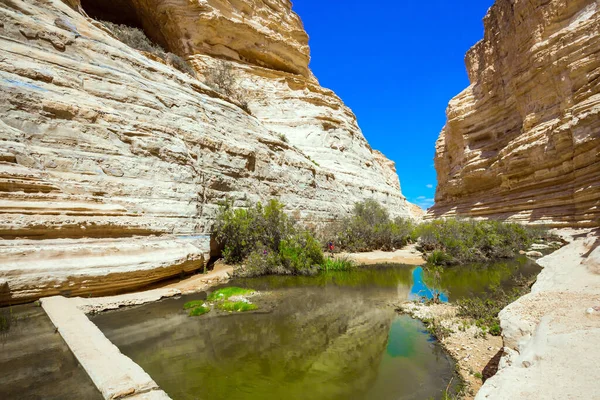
(0, 0, 414, 305)
(431, 0, 600, 227)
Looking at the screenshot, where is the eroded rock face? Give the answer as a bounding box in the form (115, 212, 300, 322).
(0, 0, 413, 304)
(431, 0, 600, 227)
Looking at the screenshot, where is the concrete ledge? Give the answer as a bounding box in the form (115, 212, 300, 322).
(41, 296, 172, 400)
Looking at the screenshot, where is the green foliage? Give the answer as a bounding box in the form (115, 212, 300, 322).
(214, 199, 296, 264)
(218, 301, 258, 312)
(488, 323, 501, 336)
(306, 155, 320, 167)
(416, 219, 551, 265)
(183, 300, 206, 310)
(189, 305, 211, 316)
(207, 287, 256, 302)
(278, 133, 289, 143)
(456, 285, 528, 335)
(279, 232, 324, 275)
(183, 300, 211, 316)
(215, 199, 328, 277)
(100, 20, 195, 76)
(327, 199, 416, 252)
(322, 256, 356, 272)
(241, 249, 285, 277)
(422, 318, 454, 340)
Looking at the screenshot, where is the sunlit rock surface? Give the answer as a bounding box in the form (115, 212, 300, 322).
(431, 0, 600, 227)
(0, 0, 414, 304)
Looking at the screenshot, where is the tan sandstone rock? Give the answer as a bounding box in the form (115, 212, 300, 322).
(0, 0, 415, 305)
(430, 0, 600, 227)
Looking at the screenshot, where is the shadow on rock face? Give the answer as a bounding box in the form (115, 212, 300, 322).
(0, 281, 12, 306)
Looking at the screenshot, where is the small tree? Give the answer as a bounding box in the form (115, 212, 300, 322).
(204, 62, 251, 113)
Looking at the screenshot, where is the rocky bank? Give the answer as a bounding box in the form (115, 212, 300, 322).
(476, 229, 600, 399)
(0, 0, 415, 305)
(431, 0, 600, 227)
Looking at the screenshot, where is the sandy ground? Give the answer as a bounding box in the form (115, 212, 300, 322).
(165, 262, 233, 294)
(398, 302, 502, 399)
(342, 244, 425, 265)
(72, 262, 233, 314)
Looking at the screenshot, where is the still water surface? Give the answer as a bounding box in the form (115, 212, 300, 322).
(0, 304, 102, 400)
(92, 258, 540, 400)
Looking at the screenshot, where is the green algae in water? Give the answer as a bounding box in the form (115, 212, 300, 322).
(218, 301, 258, 312)
(207, 287, 256, 301)
(183, 300, 211, 316)
(183, 300, 205, 310)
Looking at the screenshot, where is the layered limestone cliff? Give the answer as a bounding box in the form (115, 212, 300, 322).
(431, 0, 600, 227)
(0, 0, 413, 305)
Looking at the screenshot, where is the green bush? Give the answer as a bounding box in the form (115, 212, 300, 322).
(327, 199, 416, 252)
(239, 249, 284, 277)
(215, 199, 326, 277)
(279, 232, 324, 275)
(416, 219, 551, 265)
(214, 199, 296, 264)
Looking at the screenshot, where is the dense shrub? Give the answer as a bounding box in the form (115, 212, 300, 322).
(326, 199, 416, 252)
(213, 199, 325, 276)
(100, 20, 195, 76)
(416, 219, 552, 265)
(213, 199, 296, 264)
(279, 232, 324, 275)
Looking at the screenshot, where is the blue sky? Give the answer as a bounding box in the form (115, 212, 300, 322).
(292, 0, 495, 209)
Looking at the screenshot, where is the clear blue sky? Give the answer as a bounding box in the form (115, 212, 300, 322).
(292, 0, 495, 209)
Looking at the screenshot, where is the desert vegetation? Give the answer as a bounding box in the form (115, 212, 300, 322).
(213, 198, 555, 277)
(455, 277, 531, 336)
(204, 62, 251, 113)
(416, 219, 555, 266)
(100, 21, 196, 76)
(213, 200, 324, 277)
(0, 308, 11, 332)
(324, 199, 416, 252)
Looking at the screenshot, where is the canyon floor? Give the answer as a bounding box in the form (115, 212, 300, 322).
(26, 233, 600, 399)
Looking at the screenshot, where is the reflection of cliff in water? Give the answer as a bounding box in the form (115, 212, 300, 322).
(96, 287, 393, 400)
(0, 304, 102, 400)
(419, 256, 542, 301)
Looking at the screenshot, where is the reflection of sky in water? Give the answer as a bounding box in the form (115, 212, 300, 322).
(409, 267, 449, 302)
(386, 317, 419, 358)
